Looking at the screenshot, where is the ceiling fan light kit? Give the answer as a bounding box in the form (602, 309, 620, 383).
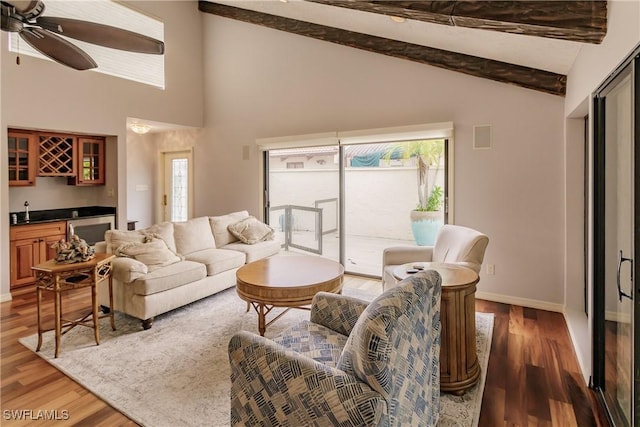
(1, 0, 165, 70)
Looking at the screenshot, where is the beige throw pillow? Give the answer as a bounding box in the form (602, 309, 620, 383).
(116, 239, 181, 271)
(105, 229, 145, 254)
(173, 217, 216, 255)
(227, 216, 274, 245)
(210, 211, 249, 247)
(143, 221, 177, 253)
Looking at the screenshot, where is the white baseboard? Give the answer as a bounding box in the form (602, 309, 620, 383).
(476, 291, 563, 313)
(0, 292, 13, 303)
(563, 308, 591, 385)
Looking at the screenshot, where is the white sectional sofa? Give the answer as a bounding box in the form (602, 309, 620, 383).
(96, 211, 280, 329)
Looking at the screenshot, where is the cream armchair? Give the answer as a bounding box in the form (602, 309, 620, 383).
(382, 224, 489, 290)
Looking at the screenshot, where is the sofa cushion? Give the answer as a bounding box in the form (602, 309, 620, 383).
(173, 217, 216, 255)
(209, 211, 249, 247)
(143, 221, 177, 253)
(227, 216, 275, 244)
(132, 261, 207, 296)
(184, 248, 245, 276)
(116, 238, 182, 272)
(222, 240, 280, 263)
(105, 229, 145, 254)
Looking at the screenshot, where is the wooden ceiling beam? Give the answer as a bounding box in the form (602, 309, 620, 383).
(306, 1, 607, 44)
(199, 1, 566, 96)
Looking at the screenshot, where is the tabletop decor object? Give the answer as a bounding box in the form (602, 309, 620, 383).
(51, 234, 95, 263)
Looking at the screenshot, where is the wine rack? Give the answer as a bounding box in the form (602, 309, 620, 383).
(38, 134, 76, 176)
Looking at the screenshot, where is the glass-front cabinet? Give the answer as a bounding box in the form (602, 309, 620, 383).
(8, 130, 37, 186)
(72, 137, 105, 185)
(8, 130, 106, 186)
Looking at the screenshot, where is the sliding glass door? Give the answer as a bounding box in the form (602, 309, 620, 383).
(593, 49, 638, 427)
(263, 137, 449, 277)
(264, 146, 340, 260)
(342, 140, 447, 275)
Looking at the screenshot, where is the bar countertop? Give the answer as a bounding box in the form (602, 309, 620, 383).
(9, 206, 116, 226)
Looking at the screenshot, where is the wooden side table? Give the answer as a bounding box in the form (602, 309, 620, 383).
(32, 253, 116, 358)
(394, 262, 480, 395)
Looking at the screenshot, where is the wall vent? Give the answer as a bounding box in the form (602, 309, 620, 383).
(473, 125, 492, 149)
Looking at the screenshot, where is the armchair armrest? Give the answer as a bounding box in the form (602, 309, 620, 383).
(228, 331, 385, 427)
(310, 292, 370, 336)
(382, 246, 434, 267)
(453, 261, 481, 274)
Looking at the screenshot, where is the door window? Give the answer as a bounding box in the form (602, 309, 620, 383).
(162, 151, 193, 222)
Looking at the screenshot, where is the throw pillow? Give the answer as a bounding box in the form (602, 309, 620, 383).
(209, 211, 249, 246)
(143, 221, 177, 253)
(173, 217, 216, 255)
(105, 229, 145, 254)
(116, 238, 181, 271)
(227, 216, 275, 245)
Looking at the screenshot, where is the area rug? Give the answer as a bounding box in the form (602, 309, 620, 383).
(20, 287, 494, 427)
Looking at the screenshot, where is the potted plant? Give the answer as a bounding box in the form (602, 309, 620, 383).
(410, 185, 443, 245)
(384, 139, 445, 245)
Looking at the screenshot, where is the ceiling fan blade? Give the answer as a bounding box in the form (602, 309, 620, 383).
(36, 16, 165, 54)
(20, 28, 97, 70)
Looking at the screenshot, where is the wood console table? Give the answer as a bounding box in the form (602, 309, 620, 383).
(394, 262, 480, 395)
(32, 253, 116, 358)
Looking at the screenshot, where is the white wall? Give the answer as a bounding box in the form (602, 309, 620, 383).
(201, 14, 566, 307)
(0, 1, 204, 301)
(126, 131, 156, 229)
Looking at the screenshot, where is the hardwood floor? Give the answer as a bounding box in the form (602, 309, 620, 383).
(1, 276, 607, 426)
(474, 299, 607, 427)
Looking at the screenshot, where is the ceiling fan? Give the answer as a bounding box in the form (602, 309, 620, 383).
(1, 0, 165, 70)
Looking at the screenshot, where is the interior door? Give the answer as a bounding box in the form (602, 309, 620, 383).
(162, 150, 193, 222)
(594, 57, 637, 427)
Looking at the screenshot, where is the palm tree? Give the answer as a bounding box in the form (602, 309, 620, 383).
(384, 139, 444, 211)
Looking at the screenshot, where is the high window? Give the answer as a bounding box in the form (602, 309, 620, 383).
(8, 0, 165, 88)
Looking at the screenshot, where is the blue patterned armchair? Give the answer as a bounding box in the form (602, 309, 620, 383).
(228, 270, 442, 427)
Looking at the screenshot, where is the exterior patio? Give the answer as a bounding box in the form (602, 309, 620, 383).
(274, 229, 416, 277)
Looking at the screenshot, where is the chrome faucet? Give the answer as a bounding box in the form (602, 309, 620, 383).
(24, 201, 29, 222)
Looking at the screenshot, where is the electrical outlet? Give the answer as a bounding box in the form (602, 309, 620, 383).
(486, 264, 495, 275)
(107, 188, 115, 197)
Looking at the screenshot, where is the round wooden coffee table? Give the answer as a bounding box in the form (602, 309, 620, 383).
(394, 262, 480, 395)
(236, 255, 344, 336)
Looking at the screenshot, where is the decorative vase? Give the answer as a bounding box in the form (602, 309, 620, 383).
(410, 210, 444, 246)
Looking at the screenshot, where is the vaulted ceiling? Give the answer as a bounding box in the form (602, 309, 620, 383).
(199, 0, 608, 96)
